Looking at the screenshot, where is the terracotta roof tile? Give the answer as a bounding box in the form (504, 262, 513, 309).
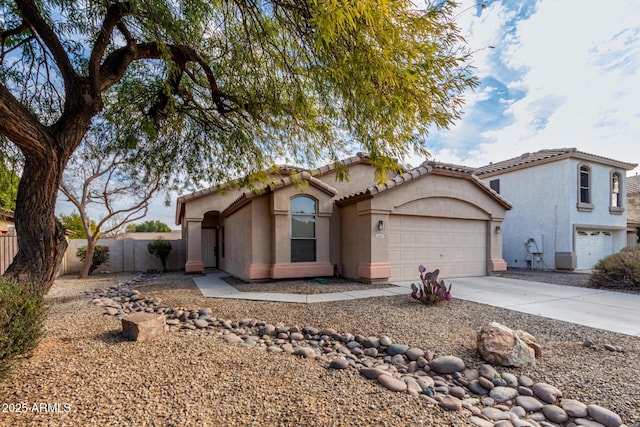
(474, 148, 576, 175)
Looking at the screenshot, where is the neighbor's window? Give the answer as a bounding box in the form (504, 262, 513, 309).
(579, 165, 591, 204)
(291, 196, 316, 262)
(489, 179, 500, 194)
(611, 172, 621, 207)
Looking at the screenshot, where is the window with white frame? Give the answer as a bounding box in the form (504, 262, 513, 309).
(291, 196, 316, 262)
(579, 165, 591, 204)
(611, 172, 621, 207)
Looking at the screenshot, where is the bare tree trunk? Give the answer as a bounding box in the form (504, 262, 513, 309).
(4, 154, 69, 294)
(79, 239, 97, 278)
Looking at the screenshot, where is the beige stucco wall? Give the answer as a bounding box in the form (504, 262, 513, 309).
(339, 172, 509, 282)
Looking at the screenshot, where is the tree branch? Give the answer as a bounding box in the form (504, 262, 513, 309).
(0, 84, 53, 160)
(15, 0, 76, 89)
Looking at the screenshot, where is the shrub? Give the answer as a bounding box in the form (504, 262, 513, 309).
(0, 279, 47, 380)
(147, 239, 172, 272)
(410, 265, 452, 305)
(589, 247, 640, 289)
(76, 245, 110, 275)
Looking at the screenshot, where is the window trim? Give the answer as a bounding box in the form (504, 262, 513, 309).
(609, 170, 624, 215)
(290, 195, 317, 263)
(576, 164, 594, 212)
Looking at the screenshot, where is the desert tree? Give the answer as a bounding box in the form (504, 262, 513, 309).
(59, 134, 162, 278)
(0, 0, 477, 292)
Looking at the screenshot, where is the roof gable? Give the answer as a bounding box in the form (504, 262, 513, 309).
(336, 161, 511, 209)
(475, 148, 637, 177)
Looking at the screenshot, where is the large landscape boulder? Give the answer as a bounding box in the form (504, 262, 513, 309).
(477, 322, 542, 368)
(122, 312, 167, 341)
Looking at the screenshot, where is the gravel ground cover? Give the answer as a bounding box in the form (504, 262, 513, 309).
(222, 275, 397, 294)
(0, 271, 638, 427)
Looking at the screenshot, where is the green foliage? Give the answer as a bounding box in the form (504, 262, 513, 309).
(147, 239, 172, 272)
(0, 279, 47, 381)
(59, 213, 97, 239)
(589, 248, 640, 289)
(127, 220, 172, 233)
(0, 162, 19, 210)
(76, 245, 110, 275)
(410, 266, 452, 305)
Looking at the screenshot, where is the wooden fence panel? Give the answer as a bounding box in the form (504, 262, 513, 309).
(0, 236, 18, 275)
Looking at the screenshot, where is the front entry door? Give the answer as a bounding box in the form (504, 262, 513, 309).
(202, 228, 217, 268)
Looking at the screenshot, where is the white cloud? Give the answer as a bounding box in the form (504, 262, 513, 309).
(422, 0, 640, 175)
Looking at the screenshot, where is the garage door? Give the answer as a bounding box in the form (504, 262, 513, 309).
(388, 216, 486, 280)
(575, 230, 613, 270)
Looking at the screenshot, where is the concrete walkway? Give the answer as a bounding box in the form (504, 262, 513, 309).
(193, 272, 640, 336)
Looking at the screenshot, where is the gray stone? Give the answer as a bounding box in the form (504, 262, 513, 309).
(439, 395, 462, 411)
(105, 307, 119, 316)
(509, 406, 527, 418)
(560, 399, 588, 418)
(494, 421, 515, 427)
(387, 343, 409, 356)
(575, 419, 606, 427)
(479, 364, 500, 379)
(379, 335, 393, 347)
(532, 383, 562, 404)
(490, 386, 519, 403)
(377, 374, 407, 392)
(329, 358, 349, 369)
(346, 340, 361, 349)
(362, 336, 379, 348)
(290, 332, 304, 341)
(359, 368, 385, 380)
(587, 404, 623, 427)
(259, 324, 276, 336)
(224, 334, 242, 344)
(478, 376, 495, 390)
(449, 386, 466, 399)
(193, 319, 209, 329)
(363, 347, 378, 357)
(469, 379, 490, 395)
(121, 312, 166, 342)
(502, 372, 519, 387)
(518, 386, 534, 396)
(293, 347, 317, 358)
(429, 355, 465, 374)
(469, 416, 495, 427)
(404, 377, 423, 395)
(481, 407, 511, 421)
(405, 347, 425, 361)
(543, 405, 569, 424)
(519, 375, 534, 387)
(515, 396, 544, 413)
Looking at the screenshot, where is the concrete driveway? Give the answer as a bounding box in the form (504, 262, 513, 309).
(431, 276, 640, 337)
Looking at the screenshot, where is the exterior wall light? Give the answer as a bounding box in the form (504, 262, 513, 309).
(495, 225, 502, 234)
(378, 220, 385, 231)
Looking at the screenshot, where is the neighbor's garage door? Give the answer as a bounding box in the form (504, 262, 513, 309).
(575, 230, 613, 270)
(388, 216, 486, 280)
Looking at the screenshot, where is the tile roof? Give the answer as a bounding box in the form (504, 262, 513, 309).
(628, 174, 640, 194)
(474, 148, 637, 175)
(0, 208, 14, 219)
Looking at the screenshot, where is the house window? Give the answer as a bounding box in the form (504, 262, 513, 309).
(579, 166, 590, 204)
(611, 172, 621, 207)
(489, 179, 500, 194)
(577, 164, 594, 212)
(609, 171, 624, 214)
(291, 196, 316, 262)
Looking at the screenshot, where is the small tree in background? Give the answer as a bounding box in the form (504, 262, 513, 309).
(76, 245, 110, 275)
(59, 212, 97, 239)
(147, 239, 172, 273)
(127, 220, 172, 233)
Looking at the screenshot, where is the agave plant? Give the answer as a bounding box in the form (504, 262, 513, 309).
(410, 265, 452, 305)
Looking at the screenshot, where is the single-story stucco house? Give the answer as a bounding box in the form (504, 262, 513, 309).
(175, 154, 511, 283)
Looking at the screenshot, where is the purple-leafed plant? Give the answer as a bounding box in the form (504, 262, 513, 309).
(410, 265, 452, 305)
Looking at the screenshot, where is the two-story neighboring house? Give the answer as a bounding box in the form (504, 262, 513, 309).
(475, 148, 637, 270)
(627, 174, 640, 247)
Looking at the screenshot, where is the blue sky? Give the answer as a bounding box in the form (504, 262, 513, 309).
(407, 0, 640, 174)
(58, 0, 640, 228)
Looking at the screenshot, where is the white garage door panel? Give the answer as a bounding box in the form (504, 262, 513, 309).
(388, 216, 486, 280)
(576, 230, 613, 270)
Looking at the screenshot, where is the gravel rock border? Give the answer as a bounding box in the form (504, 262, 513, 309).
(0, 272, 638, 426)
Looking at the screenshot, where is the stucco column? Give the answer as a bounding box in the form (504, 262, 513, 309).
(184, 218, 204, 273)
(489, 219, 507, 272)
